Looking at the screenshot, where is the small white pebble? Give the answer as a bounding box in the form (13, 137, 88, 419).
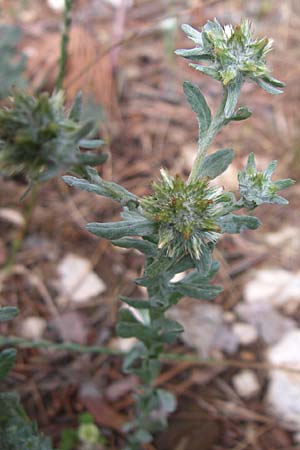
(111, 337, 137, 352)
(20, 316, 47, 340)
(47, 0, 64, 11)
(232, 322, 258, 345)
(232, 370, 260, 398)
(0, 208, 24, 227)
(224, 312, 235, 323)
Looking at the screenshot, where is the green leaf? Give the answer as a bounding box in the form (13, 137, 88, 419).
(181, 24, 203, 43)
(112, 237, 157, 257)
(157, 389, 177, 413)
(0, 306, 19, 322)
(273, 179, 295, 190)
(224, 77, 242, 118)
(217, 214, 261, 233)
(255, 78, 283, 95)
(189, 64, 220, 80)
(183, 81, 211, 134)
(174, 48, 211, 60)
(86, 218, 156, 240)
(79, 139, 104, 149)
(199, 148, 234, 179)
(229, 106, 252, 121)
(117, 309, 153, 343)
(71, 120, 94, 140)
(63, 175, 138, 205)
(68, 91, 82, 121)
(154, 317, 184, 343)
(168, 255, 195, 276)
(181, 260, 219, 284)
(171, 281, 222, 300)
(120, 296, 151, 310)
(122, 343, 146, 374)
(0, 348, 17, 379)
(261, 75, 286, 88)
(77, 152, 108, 166)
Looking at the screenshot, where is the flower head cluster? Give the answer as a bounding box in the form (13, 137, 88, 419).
(141, 169, 233, 261)
(176, 18, 284, 92)
(238, 153, 294, 210)
(0, 90, 106, 184)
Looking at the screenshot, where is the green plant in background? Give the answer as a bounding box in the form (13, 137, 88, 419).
(64, 18, 294, 449)
(0, 90, 107, 187)
(0, 393, 55, 450)
(1, 89, 107, 270)
(0, 24, 27, 99)
(0, 307, 19, 381)
(60, 412, 106, 450)
(0, 307, 55, 450)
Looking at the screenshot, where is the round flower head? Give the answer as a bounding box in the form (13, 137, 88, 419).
(141, 169, 233, 262)
(176, 18, 285, 93)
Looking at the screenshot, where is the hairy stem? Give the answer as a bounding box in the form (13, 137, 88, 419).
(56, 0, 74, 91)
(188, 84, 240, 183)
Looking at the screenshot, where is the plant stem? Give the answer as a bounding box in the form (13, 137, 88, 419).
(5, 183, 40, 270)
(2, 335, 299, 375)
(56, 0, 74, 91)
(188, 84, 240, 183)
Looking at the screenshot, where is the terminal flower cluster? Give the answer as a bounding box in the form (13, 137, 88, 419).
(176, 18, 285, 93)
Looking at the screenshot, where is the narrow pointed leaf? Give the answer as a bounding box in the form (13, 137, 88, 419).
(112, 237, 157, 257)
(68, 91, 82, 121)
(190, 64, 220, 79)
(261, 75, 286, 88)
(79, 139, 105, 149)
(217, 214, 261, 233)
(71, 120, 94, 140)
(255, 78, 283, 95)
(86, 218, 156, 240)
(120, 296, 151, 309)
(175, 48, 211, 60)
(183, 81, 211, 134)
(171, 282, 223, 300)
(63, 175, 138, 204)
(181, 24, 203, 43)
(273, 179, 295, 190)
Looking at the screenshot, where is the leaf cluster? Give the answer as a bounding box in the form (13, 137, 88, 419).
(0, 393, 55, 450)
